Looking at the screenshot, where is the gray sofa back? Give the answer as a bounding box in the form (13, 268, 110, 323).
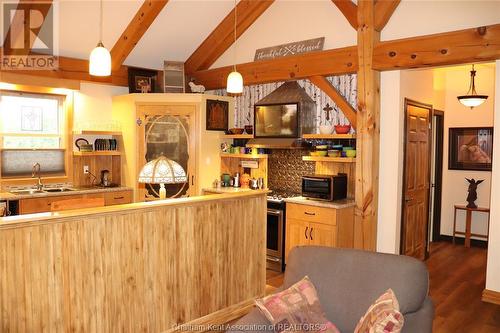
(283, 246, 429, 332)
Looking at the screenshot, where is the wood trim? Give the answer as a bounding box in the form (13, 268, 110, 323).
(373, 24, 500, 71)
(482, 289, 500, 305)
(309, 75, 357, 129)
(0, 72, 80, 90)
(185, 0, 275, 74)
(374, 0, 400, 31)
(190, 46, 358, 90)
(331, 0, 358, 30)
(111, 0, 169, 71)
(355, 0, 379, 251)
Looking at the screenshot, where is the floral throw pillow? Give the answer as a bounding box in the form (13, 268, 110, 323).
(255, 276, 340, 333)
(354, 289, 404, 333)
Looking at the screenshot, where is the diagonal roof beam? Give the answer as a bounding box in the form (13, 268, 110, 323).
(111, 0, 169, 71)
(2, 0, 53, 55)
(185, 0, 274, 74)
(374, 0, 401, 31)
(331, 0, 358, 30)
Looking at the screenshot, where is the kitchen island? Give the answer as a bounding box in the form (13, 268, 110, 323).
(0, 190, 267, 332)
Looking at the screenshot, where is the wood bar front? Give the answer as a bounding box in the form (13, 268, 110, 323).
(0, 191, 267, 332)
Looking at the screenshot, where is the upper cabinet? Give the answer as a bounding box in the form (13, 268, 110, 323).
(111, 93, 234, 202)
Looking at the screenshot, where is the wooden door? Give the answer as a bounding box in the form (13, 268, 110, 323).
(285, 219, 309, 260)
(309, 222, 337, 247)
(402, 99, 432, 260)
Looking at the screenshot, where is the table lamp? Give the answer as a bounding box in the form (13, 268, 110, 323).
(138, 156, 187, 199)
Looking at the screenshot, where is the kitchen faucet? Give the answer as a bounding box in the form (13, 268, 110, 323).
(32, 163, 43, 191)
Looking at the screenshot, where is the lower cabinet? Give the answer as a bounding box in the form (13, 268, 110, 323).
(19, 190, 133, 215)
(285, 202, 354, 261)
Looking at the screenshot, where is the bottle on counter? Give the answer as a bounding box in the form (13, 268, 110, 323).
(233, 172, 240, 188)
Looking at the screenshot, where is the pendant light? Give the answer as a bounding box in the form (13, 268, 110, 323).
(226, 0, 243, 94)
(457, 64, 488, 108)
(89, 0, 111, 76)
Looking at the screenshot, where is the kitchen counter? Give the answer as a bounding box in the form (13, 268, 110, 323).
(202, 187, 256, 194)
(0, 186, 133, 200)
(284, 196, 355, 209)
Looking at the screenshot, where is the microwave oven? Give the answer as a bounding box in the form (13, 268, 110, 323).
(301, 174, 347, 201)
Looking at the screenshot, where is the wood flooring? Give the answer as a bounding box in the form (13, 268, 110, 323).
(266, 241, 500, 332)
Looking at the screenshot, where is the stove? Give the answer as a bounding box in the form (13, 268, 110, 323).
(267, 190, 299, 203)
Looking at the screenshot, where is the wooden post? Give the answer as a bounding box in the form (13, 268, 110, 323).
(355, 0, 380, 250)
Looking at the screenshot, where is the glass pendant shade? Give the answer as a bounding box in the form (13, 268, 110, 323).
(138, 156, 188, 185)
(89, 42, 111, 76)
(227, 70, 243, 94)
(457, 65, 488, 109)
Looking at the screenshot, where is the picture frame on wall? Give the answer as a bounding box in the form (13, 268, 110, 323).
(128, 67, 158, 93)
(206, 99, 229, 131)
(449, 127, 493, 171)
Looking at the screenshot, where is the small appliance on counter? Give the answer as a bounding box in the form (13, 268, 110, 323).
(301, 173, 347, 201)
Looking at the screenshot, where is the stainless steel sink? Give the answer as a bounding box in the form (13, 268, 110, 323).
(10, 187, 77, 195)
(10, 189, 46, 195)
(44, 188, 76, 193)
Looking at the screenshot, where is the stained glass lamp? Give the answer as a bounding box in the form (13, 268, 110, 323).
(138, 156, 187, 199)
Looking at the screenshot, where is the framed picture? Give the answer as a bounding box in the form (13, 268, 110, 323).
(128, 67, 158, 93)
(449, 127, 493, 171)
(206, 99, 229, 131)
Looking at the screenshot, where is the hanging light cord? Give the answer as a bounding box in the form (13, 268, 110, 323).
(233, 0, 237, 72)
(99, 0, 103, 44)
(468, 64, 478, 95)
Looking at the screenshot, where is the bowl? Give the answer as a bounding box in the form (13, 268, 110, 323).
(229, 128, 244, 135)
(309, 151, 319, 156)
(328, 150, 340, 157)
(345, 149, 357, 157)
(244, 125, 253, 135)
(316, 150, 328, 157)
(319, 125, 334, 135)
(335, 124, 351, 134)
(342, 146, 355, 151)
(315, 145, 328, 150)
(331, 144, 343, 151)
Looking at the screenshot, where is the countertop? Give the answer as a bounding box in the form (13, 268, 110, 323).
(0, 186, 133, 200)
(202, 187, 256, 194)
(284, 197, 355, 209)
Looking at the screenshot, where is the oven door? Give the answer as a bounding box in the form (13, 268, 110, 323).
(267, 208, 283, 271)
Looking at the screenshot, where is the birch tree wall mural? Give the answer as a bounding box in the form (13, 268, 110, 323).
(206, 74, 357, 132)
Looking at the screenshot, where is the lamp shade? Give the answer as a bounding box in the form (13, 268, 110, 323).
(226, 70, 243, 94)
(138, 156, 187, 184)
(457, 95, 488, 108)
(89, 42, 111, 76)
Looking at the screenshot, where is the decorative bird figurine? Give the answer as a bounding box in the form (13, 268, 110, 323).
(188, 80, 205, 93)
(465, 178, 484, 208)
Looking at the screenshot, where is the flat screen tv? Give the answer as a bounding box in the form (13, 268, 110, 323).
(254, 103, 299, 138)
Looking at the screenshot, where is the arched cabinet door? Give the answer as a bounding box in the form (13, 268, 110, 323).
(137, 104, 196, 200)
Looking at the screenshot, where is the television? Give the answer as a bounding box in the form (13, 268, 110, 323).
(254, 103, 299, 138)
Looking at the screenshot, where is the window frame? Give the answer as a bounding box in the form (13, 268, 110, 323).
(0, 86, 73, 186)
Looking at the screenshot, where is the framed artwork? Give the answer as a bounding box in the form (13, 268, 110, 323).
(449, 127, 493, 171)
(128, 67, 158, 93)
(206, 99, 229, 131)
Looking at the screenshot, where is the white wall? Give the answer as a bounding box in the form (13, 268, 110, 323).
(440, 65, 495, 239)
(485, 60, 500, 293)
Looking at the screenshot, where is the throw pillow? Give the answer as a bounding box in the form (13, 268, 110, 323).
(255, 276, 340, 333)
(354, 289, 404, 333)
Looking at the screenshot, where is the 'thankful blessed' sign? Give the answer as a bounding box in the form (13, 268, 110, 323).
(254, 37, 325, 61)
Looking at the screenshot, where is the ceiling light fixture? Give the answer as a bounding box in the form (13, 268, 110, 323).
(457, 64, 488, 109)
(226, 0, 243, 94)
(89, 0, 111, 76)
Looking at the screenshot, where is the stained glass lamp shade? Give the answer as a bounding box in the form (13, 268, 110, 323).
(138, 156, 187, 199)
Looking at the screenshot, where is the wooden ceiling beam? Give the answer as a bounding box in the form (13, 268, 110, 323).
(111, 0, 169, 71)
(190, 46, 358, 90)
(308, 75, 357, 129)
(331, 0, 358, 30)
(374, 0, 400, 31)
(185, 0, 274, 74)
(373, 24, 500, 70)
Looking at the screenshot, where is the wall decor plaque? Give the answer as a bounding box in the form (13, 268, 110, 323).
(254, 37, 325, 61)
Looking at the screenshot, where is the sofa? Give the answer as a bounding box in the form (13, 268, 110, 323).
(228, 246, 433, 333)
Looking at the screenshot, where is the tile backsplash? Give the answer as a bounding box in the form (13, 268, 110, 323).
(268, 149, 314, 195)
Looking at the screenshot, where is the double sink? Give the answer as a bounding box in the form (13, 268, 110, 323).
(10, 187, 77, 195)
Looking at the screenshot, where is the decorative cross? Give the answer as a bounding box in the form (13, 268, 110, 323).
(323, 103, 333, 121)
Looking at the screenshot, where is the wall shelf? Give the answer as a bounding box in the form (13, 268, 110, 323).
(302, 134, 356, 139)
(73, 151, 121, 156)
(73, 130, 122, 136)
(222, 134, 254, 139)
(220, 153, 267, 159)
(302, 156, 356, 163)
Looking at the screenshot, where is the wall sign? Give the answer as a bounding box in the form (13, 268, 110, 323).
(254, 37, 325, 61)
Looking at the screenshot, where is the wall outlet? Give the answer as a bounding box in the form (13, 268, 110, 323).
(83, 165, 89, 174)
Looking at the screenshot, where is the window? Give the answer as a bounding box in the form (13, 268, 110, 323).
(0, 91, 67, 177)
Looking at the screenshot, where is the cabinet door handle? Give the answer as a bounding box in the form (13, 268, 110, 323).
(191, 175, 194, 186)
(304, 226, 309, 239)
(310, 228, 313, 241)
(304, 212, 316, 216)
(114, 196, 124, 200)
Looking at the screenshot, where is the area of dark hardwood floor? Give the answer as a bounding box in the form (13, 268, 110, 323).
(266, 242, 500, 332)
